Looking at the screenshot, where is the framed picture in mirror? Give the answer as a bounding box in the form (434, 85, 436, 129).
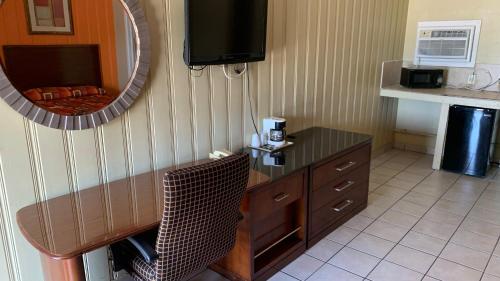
(24, 0, 74, 34)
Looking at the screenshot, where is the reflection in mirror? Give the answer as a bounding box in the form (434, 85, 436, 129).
(0, 0, 137, 117)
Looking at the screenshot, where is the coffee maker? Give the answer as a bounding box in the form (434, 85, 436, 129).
(263, 117, 287, 148)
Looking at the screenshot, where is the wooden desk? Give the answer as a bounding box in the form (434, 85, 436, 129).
(215, 128, 372, 280)
(17, 127, 372, 281)
(16, 164, 270, 281)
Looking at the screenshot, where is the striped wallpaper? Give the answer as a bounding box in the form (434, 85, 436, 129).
(0, 0, 409, 280)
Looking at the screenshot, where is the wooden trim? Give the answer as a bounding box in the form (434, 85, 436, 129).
(0, 0, 151, 130)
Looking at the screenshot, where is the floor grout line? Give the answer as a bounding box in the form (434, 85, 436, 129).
(299, 150, 416, 281)
(279, 271, 301, 280)
(361, 167, 461, 280)
(313, 151, 430, 279)
(479, 192, 500, 280)
(371, 163, 500, 280)
(421, 180, 493, 280)
(338, 159, 484, 280)
(303, 241, 436, 276)
(280, 150, 500, 281)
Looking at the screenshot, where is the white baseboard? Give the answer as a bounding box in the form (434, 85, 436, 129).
(393, 130, 435, 155)
(394, 129, 500, 162)
(373, 142, 395, 158)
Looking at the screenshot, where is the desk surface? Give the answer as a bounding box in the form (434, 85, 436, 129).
(381, 84, 500, 109)
(17, 166, 270, 259)
(17, 127, 371, 260)
(247, 127, 372, 181)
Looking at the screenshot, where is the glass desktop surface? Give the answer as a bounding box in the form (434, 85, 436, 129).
(245, 127, 372, 181)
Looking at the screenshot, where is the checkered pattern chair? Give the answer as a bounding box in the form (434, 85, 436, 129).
(111, 153, 250, 281)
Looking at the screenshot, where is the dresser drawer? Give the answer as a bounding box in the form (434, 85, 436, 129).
(313, 144, 370, 190)
(310, 184, 368, 236)
(252, 171, 305, 221)
(311, 163, 369, 212)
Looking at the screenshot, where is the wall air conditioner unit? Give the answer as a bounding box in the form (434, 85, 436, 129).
(414, 20, 481, 68)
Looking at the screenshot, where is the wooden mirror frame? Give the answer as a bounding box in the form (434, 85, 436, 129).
(0, 0, 150, 130)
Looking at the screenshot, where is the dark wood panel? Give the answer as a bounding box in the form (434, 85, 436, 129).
(312, 144, 371, 190)
(311, 163, 370, 212)
(253, 234, 303, 277)
(254, 245, 306, 281)
(307, 203, 367, 248)
(3, 45, 103, 91)
(215, 169, 308, 281)
(252, 172, 304, 221)
(211, 194, 253, 281)
(213, 243, 307, 281)
(253, 207, 295, 249)
(310, 183, 368, 237)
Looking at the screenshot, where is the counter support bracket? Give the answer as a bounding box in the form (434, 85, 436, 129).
(432, 103, 450, 170)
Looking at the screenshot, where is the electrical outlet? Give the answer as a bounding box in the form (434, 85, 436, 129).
(467, 74, 477, 86)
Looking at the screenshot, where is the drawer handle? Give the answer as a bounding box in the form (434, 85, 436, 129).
(274, 193, 290, 202)
(335, 181, 355, 192)
(336, 161, 357, 172)
(332, 200, 354, 212)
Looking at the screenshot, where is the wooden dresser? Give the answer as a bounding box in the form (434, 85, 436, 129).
(214, 127, 372, 281)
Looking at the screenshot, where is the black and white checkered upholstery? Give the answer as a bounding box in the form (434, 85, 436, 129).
(121, 153, 249, 281)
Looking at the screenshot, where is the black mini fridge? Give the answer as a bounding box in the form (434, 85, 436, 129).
(442, 105, 497, 177)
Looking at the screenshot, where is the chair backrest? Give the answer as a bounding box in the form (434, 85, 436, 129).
(155, 153, 250, 281)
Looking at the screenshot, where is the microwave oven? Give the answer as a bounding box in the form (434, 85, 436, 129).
(400, 67, 444, 89)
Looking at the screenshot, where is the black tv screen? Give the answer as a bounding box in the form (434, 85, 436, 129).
(184, 0, 268, 66)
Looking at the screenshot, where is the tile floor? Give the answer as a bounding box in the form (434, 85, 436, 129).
(121, 149, 500, 281)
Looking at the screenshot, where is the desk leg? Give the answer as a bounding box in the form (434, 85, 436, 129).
(433, 103, 450, 170)
(41, 254, 86, 281)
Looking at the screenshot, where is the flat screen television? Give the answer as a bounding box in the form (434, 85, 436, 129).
(184, 0, 268, 66)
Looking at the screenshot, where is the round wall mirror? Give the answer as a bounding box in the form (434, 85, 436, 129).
(0, 0, 150, 130)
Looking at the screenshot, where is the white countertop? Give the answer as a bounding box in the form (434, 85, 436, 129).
(380, 84, 500, 109)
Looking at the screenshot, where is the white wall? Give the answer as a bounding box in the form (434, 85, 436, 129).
(396, 100, 441, 134)
(397, 0, 500, 149)
(0, 0, 409, 280)
(403, 0, 500, 65)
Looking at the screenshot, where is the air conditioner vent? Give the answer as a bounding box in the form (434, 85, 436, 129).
(431, 30, 469, 38)
(414, 20, 481, 68)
